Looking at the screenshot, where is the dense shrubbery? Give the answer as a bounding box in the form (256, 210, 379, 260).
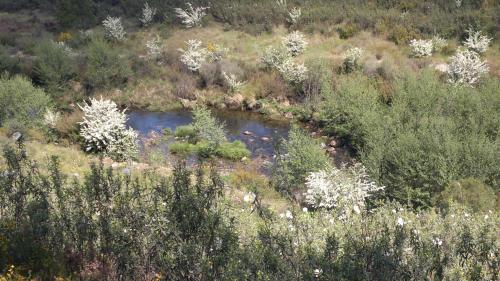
(0, 75, 51, 128)
(0, 145, 498, 280)
(320, 72, 499, 206)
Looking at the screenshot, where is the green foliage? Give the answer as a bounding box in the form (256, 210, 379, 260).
(272, 126, 331, 197)
(215, 140, 250, 161)
(84, 38, 131, 89)
(320, 72, 500, 207)
(174, 124, 196, 140)
(435, 178, 497, 213)
(192, 106, 227, 148)
(0, 45, 19, 74)
(33, 40, 75, 96)
(337, 23, 359, 39)
(169, 141, 196, 155)
(0, 75, 51, 127)
(55, 0, 96, 28)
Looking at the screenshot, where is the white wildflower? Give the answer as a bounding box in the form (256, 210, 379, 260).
(277, 59, 308, 85)
(431, 36, 447, 52)
(139, 2, 157, 26)
(313, 268, 323, 278)
(222, 72, 245, 93)
(343, 47, 363, 72)
(302, 207, 308, 212)
(261, 46, 291, 69)
(285, 210, 293, 219)
(464, 29, 492, 53)
(304, 163, 384, 213)
(243, 192, 256, 204)
(455, 0, 462, 8)
(103, 16, 126, 41)
(287, 7, 301, 24)
(146, 35, 162, 60)
(432, 237, 443, 247)
(178, 39, 207, 72)
(447, 49, 488, 86)
(175, 2, 209, 28)
(397, 217, 405, 226)
(353, 205, 361, 215)
(43, 108, 61, 129)
(409, 39, 434, 57)
(282, 31, 308, 56)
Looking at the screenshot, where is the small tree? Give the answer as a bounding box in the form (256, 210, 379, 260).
(463, 29, 492, 53)
(103, 16, 126, 41)
(409, 39, 433, 57)
(287, 7, 301, 25)
(261, 46, 291, 69)
(146, 35, 162, 61)
(178, 40, 207, 72)
(305, 163, 384, 215)
(175, 3, 209, 28)
(139, 2, 156, 26)
(222, 72, 245, 94)
(192, 106, 226, 147)
(277, 59, 308, 85)
(341, 47, 363, 73)
(447, 49, 488, 86)
(282, 31, 308, 57)
(79, 98, 138, 161)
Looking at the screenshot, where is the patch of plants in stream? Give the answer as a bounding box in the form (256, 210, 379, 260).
(168, 106, 251, 161)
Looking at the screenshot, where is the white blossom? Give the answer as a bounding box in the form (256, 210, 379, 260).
(243, 192, 256, 204)
(43, 108, 61, 128)
(397, 217, 405, 226)
(343, 47, 363, 72)
(261, 46, 291, 69)
(79, 98, 138, 161)
(409, 39, 433, 57)
(103, 16, 126, 41)
(287, 7, 301, 24)
(432, 237, 443, 247)
(447, 49, 489, 86)
(285, 210, 293, 219)
(175, 3, 209, 28)
(313, 268, 323, 278)
(178, 39, 207, 72)
(146, 35, 162, 60)
(304, 163, 384, 213)
(455, 0, 462, 8)
(139, 2, 157, 26)
(282, 31, 308, 57)
(222, 72, 245, 93)
(302, 207, 308, 212)
(106, 128, 139, 161)
(206, 43, 228, 62)
(463, 29, 492, 53)
(431, 36, 447, 52)
(277, 59, 308, 85)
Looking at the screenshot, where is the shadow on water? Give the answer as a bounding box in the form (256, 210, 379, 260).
(126, 109, 290, 159)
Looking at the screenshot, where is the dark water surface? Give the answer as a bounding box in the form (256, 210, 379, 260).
(126, 109, 290, 158)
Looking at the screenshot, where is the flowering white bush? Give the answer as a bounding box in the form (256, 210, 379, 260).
(175, 3, 209, 28)
(223, 72, 245, 93)
(79, 98, 138, 160)
(431, 36, 447, 52)
(463, 29, 492, 53)
(206, 43, 228, 62)
(146, 35, 162, 60)
(287, 7, 301, 24)
(409, 39, 433, 57)
(106, 128, 139, 161)
(304, 163, 384, 214)
(139, 2, 157, 26)
(277, 59, 308, 84)
(342, 47, 363, 72)
(282, 31, 308, 57)
(178, 39, 207, 72)
(103, 16, 126, 41)
(447, 49, 489, 86)
(43, 108, 61, 128)
(261, 46, 291, 69)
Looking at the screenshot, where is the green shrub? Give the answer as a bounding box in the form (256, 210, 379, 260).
(272, 126, 331, 197)
(0, 75, 51, 127)
(435, 178, 497, 213)
(84, 38, 131, 89)
(33, 40, 75, 96)
(215, 140, 251, 161)
(174, 124, 196, 140)
(169, 141, 196, 155)
(0, 45, 19, 74)
(192, 106, 227, 148)
(320, 72, 500, 207)
(337, 23, 359, 39)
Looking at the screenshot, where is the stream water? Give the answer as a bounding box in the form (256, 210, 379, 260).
(126, 109, 290, 159)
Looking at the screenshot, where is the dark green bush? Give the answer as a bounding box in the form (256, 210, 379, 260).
(435, 178, 497, 212)
(33, 40, 75, 96)
(0, 75, 51, 127)
(320, 72, 500, 207)
(84, 38, 131, 89)
(272, 126, 331, 197)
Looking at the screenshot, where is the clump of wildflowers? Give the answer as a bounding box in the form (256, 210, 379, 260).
(175, 3, 209, 28)
(447, 49, 489, 86)
(282, 31, 308, 57)
(103, 16, 126, 41)
(178, 39, 208, 72)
